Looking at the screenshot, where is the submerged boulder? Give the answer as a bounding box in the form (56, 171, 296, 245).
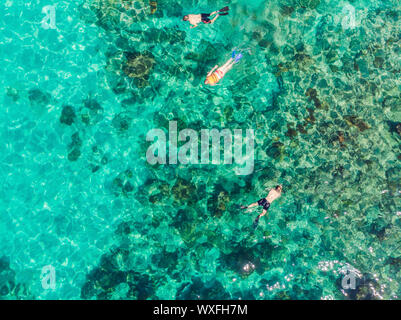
(297, 0, 320, 9)
(344, 115, 370, 132)
(28, 88, 50, 107)
(123, 51, 155, 88)
(80, 98, 104, 125)
(60, 105, 76, 126)
(112, 112, 132, 132)
(172, 178, 196, 203)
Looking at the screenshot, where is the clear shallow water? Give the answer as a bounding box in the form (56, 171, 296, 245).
(0, 0, 400, 299)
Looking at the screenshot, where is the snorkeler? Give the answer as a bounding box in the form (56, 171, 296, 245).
(204, 51, 243, 86)
(182, 6, 229, 29)
(241, 185, 283, 228)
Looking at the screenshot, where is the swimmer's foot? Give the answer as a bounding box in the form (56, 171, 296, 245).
(240, 205, 247, 209)
(234, 53, 243, 63)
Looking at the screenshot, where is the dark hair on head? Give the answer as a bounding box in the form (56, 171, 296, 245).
(182, 15, 189, 21)
(275, 185, 281, 190)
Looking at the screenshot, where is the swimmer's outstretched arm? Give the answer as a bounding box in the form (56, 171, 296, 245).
(190, 24, 198, 29)
(207, 65, 218, 76)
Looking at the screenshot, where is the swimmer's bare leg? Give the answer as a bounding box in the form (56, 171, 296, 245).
(210, 14, 220, 24)
(220, 61, 235, 74)
(253, 209, 267, 228)
(221, 58, 234, 69)
(241, 202, 258, 210)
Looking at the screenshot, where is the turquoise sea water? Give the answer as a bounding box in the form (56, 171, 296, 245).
(0, 0, 400, 300)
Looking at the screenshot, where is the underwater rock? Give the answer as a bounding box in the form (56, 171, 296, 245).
(373, 56, 385, 69)
(152, 248, 182, 271)
(386, 121, 401, 137)
(297, 123, 307, 134)
(123, 51, 155, 88)
(283, 45, 295, 57)
(170, 208, 201, 246)
(368, 218, 388, 241)
(28, 89, 50, 107)
(344, 115, 370, 132)
(112, 169, 135, 196)
(266, 141, 284, 159)
(69, 132, 82, 148)
(0, 256, 33, 299)
(81, 249, 155, 299)
(0, 255, 15, 297)
(305, 108, 315, 124)
(305, 88, 324, 109)
(219, 243, 271, 278)
(297, 0, 320, 9)
(337, 131, 346, 146)
(6, 87, 19, 101)
(112, 112, 132, 132)
(176, 277, 230, 300)
(84, 98, 102, 111)
(60, 105, 76, 126)
(156, 183, 170, 198)
(89, 145, 108, 173)
(274, 62, 292, 77)
(258, 38, 272, 48)
(354, 58, 369, 77)
(82, 256, 113, 298)
(285, 124, 297, 138)
(185, 40, 222, 67)
(349, 38, 362, 54)
(172, 178, 196, 203)
(217, 191, 230, 212)
(112, 78, 129, 95)
(147, 181, 172, 205)
(280, 5, 294, 16)
(177, 222, 199, 246)
(386, 167, 400, 191)
(252, 31, 262, 41)
(382, 96, 401, 111)
(68, 148, 81, 162)
(67, 132, 82, 162)
(149, 194, 158, 204)
(207, 184, 230, 217)
(294, 53, 313, 69)
(0, 256, 10, 272)
(325, 49, 338, 64)
(80, 98, 104, 125)
(126, 271, 155, 299)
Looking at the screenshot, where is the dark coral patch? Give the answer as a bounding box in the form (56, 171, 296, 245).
(123, 51, 155, 88)
(28, 88, 50, 107)
(60, 105, 76, 126)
